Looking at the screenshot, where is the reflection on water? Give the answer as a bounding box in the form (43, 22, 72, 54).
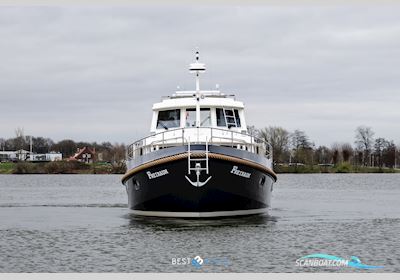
(126, 213, 277, 230)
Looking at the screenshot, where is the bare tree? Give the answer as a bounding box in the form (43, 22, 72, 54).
(331, 142, 341, 165)
(341, 143, 353, 162)
(290, 130, 312, 164)
(355, 126, 374, 166)
(14, 127, 26, 151)
(259, 126, 290, 164)
(13, 127, 27, 160)
(291, 130, 311, 150)
(374, 137, 386, 168)
(247, 125, 259, 137)
(0, 138, 5, 151)
(111, 143, 126, 163)
(314, 146, 332, 164)
(382, 140, 396, 168)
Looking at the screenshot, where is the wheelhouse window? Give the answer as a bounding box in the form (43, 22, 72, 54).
(216, 108, 241, 128)
(185, 108, 211, 127)
(185, 109, 196, 127)
(234, 109, 241, 127)
(200, 109, 211, 126)
(216, 108, 226, 127)
(156, 109, 180, 129)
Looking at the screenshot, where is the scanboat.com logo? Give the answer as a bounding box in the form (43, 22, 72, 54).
(296, 254, 384, 270)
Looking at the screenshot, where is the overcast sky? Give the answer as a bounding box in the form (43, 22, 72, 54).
(1, 4, 399, 146)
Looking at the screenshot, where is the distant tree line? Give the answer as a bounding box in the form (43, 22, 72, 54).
(255, 125, 399, 169)
(0, 128, 125, 164)
(2, 125, 398, 169)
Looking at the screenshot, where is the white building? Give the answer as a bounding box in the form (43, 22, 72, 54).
(0, 150, 62, 162)
(44, 152, 62, 162)
(0, 151, 17, 162)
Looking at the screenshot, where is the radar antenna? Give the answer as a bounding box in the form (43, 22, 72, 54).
(189, 51, 206, 127)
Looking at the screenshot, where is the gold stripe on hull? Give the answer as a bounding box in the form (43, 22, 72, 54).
(122, 152, 277, 183)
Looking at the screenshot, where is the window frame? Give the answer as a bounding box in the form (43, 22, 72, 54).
(216, 107, 241, 128)
(184, 108, 211, 127)
(156, 109, 181, 129)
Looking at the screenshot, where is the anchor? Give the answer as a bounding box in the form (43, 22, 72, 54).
(185, 163, 212, 187)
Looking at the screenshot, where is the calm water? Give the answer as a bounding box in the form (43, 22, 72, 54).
(0, 174, 399, 272)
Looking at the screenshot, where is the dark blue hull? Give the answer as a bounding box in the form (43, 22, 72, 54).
(122, 148, 276, 217)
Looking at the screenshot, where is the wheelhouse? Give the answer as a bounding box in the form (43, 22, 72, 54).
(151, 93, 247, 134)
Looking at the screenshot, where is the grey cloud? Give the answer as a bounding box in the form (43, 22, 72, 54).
(0, 5, 399, 146)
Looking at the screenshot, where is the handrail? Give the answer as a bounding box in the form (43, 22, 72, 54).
(126, 126, 273, 161)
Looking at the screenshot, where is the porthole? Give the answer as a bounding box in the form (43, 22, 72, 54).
(259, 175, 266, 187)
(132, 178, 140, 190)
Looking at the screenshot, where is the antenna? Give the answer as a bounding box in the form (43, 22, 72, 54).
(189, 51, 206, 127)
(189, 51, 206, 91)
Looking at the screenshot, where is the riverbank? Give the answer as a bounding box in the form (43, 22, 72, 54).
(1, 161, 399, 175)
(0, 161, 126, 174)
(274, 162, 400, 174)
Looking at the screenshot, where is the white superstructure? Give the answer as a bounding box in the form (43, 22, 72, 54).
(150, 51, 248, 143)
(127, 52, 272, 168)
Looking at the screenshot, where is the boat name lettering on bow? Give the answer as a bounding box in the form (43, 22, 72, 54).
(230, 166, 251, 178)
(147, 169, 169, 179)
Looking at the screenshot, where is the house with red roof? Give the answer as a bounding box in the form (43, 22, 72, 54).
(69, 147, 96, 163)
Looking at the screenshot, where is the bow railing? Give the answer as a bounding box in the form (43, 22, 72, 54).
(126, 127, 272, 161)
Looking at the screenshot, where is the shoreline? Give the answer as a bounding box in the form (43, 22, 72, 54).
(0, 161, 126, 175)
(1, 161, 399, 175)
(274, 163, 400, 174)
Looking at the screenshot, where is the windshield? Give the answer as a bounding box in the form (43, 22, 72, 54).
(156, 109, 180, 129)
(185, 108, 211, 127)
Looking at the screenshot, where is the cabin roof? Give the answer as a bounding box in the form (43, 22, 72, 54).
(152, 95, 244, 111)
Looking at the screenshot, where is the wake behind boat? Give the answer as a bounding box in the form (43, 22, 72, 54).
(121, 52, 277, 218)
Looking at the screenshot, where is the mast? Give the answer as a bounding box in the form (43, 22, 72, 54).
(189, 51, 206, 127)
